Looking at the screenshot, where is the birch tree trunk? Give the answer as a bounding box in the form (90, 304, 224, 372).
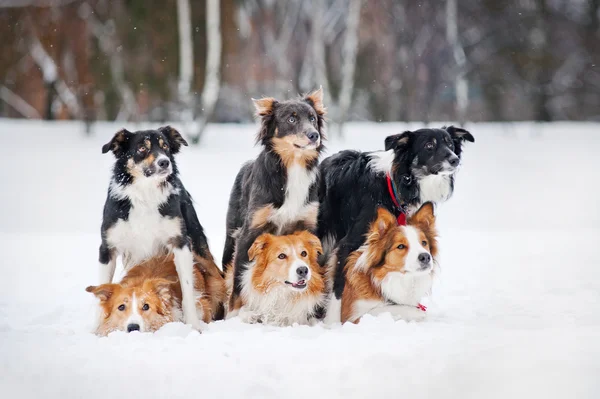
(79, 3, 137, 121)
(337, 0, 362, 137)
(30, 37, 82, 120)
(0, 86, 41, 119)
(177, 0, 194, 131)
(191, 0, 222, 144)
(446, 0, 468, 125)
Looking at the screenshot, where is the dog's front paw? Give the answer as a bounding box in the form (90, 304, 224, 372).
(184, 314, 203, 332)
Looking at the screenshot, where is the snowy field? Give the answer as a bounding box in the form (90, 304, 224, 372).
(1, 119, 599, 398)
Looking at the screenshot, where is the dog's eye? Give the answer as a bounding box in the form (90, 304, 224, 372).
(118, 304, 125, 311)
(300, 251, 307, 257)
(162, 143, 169, 151)
(422, 241, 427, 247)
(397, 244, 406, 250)
(138, 146, 147, 153)
(288, 116, 296, 123)
(425, 142, 435, 151)
(142, 303, 149, 311)
(402, 175, 412, 184)
(278, 253, 287, 260)
(309, 115, 316, 123)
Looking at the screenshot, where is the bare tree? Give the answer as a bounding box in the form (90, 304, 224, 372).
(191, 0, 222, 144)
(177, 0, 194, 133)
(337, 0, 362, 136)
(30, 36, 82, 119)
(0, 85, 41, 118)
(79, 2, 138, 121)
(446, 0, 468, 124)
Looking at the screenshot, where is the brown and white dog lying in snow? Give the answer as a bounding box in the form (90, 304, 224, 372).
(86, 254, 227, 336)
(324, 203, 438, 324)
(225, 231, 326, 326)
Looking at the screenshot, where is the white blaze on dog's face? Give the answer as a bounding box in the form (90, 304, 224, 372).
(86, 278, 177, 336)
(247, 231, 324, 294)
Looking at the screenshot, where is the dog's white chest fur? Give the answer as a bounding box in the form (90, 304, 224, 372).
(418, 174, 453, 203)
(270, 163, 317, 231)
(380, 272, 433, 306)
(106, 179, 181, 268)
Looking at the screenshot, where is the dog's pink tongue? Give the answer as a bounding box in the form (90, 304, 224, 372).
(294, 280, 306, 287)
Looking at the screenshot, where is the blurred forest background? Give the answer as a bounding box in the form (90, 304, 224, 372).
(0, 0, 599, 140)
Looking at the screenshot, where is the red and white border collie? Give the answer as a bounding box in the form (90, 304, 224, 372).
(87, 254, 226, 336)
(225, 231, 325, 326)
(324, 203, 438, 324)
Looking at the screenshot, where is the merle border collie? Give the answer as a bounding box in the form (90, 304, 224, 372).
(222, 88, 326, 312)
(317, 126, 474, 300)
(99, 126, 220, 330)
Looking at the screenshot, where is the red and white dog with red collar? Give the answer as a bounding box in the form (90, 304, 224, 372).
(324, 203, 438, 324)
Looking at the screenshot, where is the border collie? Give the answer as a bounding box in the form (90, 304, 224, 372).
(324, 204, 438, 324)
(87, 254, 227, 336)
(222, 88, 326, 310)
(99, 126, 219, 330)
(225, 231, 325, 326)
(318, 126, 473, 300)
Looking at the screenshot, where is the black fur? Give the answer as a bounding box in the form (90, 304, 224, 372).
(318, 126, 474, 299)
(99, 126, 212, 269)
(223, 90, 326, 303)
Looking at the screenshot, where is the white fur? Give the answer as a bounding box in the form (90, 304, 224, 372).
(105, 178, 181, 271)
(173, 247, 203, 330)
(238, 260, 323, 326)
(401, 225, 432, 273)
(367, 150, 394, 174)
(324, 296, 341, 324)
(98, 258, 116, 284)
(269, 163, 318, 232)
(417, 173, 453, 203)
(365, 304, 427, 322)
(124, 293, 144, 331)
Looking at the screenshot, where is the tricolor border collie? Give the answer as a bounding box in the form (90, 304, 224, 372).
(325, 204, 438, 324)
(222, 88, 326, 311)
(318, 126, 473, 300)
(87, 253, 227, 336)
(99, 126, 221, 330)
(225, 231, 325, 326)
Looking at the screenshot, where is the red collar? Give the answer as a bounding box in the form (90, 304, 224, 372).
(386, 174, 406, 226)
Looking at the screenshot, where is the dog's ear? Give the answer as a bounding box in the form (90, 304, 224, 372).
(384, 131, 412, 151)
(252, 97, 278, 117)
(86, 284, 119, 302)
(253, 97, 279, 145)
(408, 202, 438, 257)
(159, 126, 188, 154)
(144, 277, 177, 302)
(354, 208, 397, 271)
(102, 129, 134, 156)
(248, 234, 272, 261)
(445, 125, 474, 143)
(294, 231, 323, 256)
(303, 86, 326, 116)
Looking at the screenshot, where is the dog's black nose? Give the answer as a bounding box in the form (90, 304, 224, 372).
(306, 131, 319, 143)
(448, 156, 459, 167)
(418, 253, 431, 264)
(158, 158, 170, 169)
(296, 266, 309, 278)
(127, 323, 140, 332)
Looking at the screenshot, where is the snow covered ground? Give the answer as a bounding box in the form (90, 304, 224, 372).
(1, 120, 599, 398)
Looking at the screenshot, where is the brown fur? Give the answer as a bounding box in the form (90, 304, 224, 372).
(335, 206, 438, 323)
(87, 254, 226, 336)
(251, 205, 275, 229)
(304, 87, 326, 117)
(253, 97, 277, 116)
(226, 231, 325, 317)
(272, 135, 319, 169)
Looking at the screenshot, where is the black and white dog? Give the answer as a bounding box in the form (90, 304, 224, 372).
(317, 126, 474, 300)
(222, 88, 326, 314)
(99, 126, 216, 330)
